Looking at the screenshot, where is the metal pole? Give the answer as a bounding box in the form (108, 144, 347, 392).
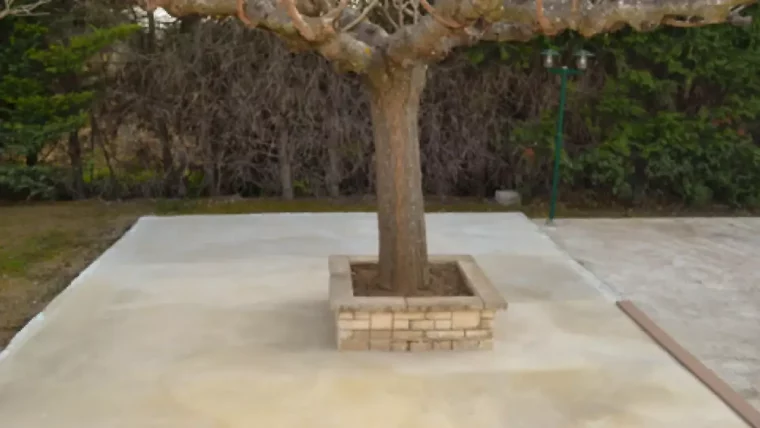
(547, 67, 568, 225)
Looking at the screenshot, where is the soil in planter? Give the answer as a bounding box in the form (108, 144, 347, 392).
(351, 262, 473, 297)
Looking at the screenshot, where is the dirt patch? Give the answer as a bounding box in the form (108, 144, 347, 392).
(351, 262, 473, 297)
(0, 201, 149, 349)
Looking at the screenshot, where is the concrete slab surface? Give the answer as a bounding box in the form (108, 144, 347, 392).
(0, 213, 748, 427)
(542, 217, 760, 412)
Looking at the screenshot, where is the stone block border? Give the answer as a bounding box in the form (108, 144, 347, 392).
(328, 255, 507, 352)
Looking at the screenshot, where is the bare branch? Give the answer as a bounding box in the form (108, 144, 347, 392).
(378, 1, 400, 29)
(278, 0, 348, 41)
(340, 0, 378, 32)
(282, 0, 319, 40)
(384, 0, 488, 65)
(237, 0, 253, 25)
(0, 0, 50, 19)
(491, 0, 757, 39)
(322, 0, 348, 19)
(145, 0, 758, 74)
(662, 16, 714, 27)
(418, 0, 462, 29)
(150, 0, 384, 73)
(534, 0, 557, 34)
(335, 4, 390, 44)
(384, 0, 756, 66)
(728, 5, 753, 25)
(145, 0, 239, 18)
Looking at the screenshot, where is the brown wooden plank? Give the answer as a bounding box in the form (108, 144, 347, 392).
(617, 300, 760, 428)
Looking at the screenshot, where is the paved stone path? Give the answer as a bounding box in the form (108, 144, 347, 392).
(542, 218, 760, 412)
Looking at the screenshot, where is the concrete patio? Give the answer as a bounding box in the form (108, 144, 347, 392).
(543, 217, 760, 412)
(0, 213, 749, 427)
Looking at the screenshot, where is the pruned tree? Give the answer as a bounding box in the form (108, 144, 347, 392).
(144, 0, 754, 296)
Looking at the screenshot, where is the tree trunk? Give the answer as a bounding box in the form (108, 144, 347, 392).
(68, 131, 85, 199)
(147, 10, 156, 52)
(367, 64, 429, 296)
(25, 152, 38, 167)
(90, 113, 119, 197)
(326, 142, 341, 198)
(326, 115, 342, 198)
(158, 120, 175, 196)
(278, 129, 294, 200)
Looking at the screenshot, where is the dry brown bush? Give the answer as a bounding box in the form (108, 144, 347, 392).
(90, 18, 593, 200)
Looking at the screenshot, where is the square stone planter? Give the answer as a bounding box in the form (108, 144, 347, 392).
(328, 255, 507, 352)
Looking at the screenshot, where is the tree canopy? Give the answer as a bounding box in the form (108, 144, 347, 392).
(145, 0, 756, 74)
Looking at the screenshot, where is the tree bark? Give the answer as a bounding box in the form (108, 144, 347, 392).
(147, 11, 157, 52)
(68, 131, 85, 199)
(90, 113, 119, 197)
(25, 152, 38, 167)
(278, 129, 294, 200)
(326, 114, 342, 198)
(367, 64, 429, 296)
(158, 120, 175, 196)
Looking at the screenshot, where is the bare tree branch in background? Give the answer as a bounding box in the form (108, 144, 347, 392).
(0, 0, 50, 19)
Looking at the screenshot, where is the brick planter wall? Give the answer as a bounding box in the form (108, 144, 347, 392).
(328, 255, 507, 352)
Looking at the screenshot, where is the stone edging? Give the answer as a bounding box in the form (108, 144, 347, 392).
(328, 254, 508, 352)
(617, 300, 760, 428)
(328, 254, 508, 311)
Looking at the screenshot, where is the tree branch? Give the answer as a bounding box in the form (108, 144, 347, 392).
(145, 0, 239, 18)
(147, 0, 385, 73)
(0, 0, 50, 19)
(145, 0, 757, 72)
(384, 0, 756, 65)
(418, 0, 462, 29)
(340, 0, 378, 32)
(384, 0, 489, 65)
(237, 0, 253, 26)
(491, 0, 757, 39)
(534, 0, 555, 34)
(282, 0, 319, 40)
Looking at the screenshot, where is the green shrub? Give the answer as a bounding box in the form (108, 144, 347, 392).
(0, 164, 67, 200)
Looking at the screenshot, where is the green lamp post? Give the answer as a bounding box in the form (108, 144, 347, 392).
(542, 48, 593, 225)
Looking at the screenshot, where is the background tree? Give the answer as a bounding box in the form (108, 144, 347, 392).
(0, 2, 138, 199)
(147, 0, 754, 295)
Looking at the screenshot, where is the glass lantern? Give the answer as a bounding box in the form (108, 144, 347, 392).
(574, 49, 594, 70)
(541, 49, 560, 68)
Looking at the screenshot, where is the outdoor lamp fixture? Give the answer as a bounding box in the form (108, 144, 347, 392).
(542, 48, 594, 225)
(542, 48, 559, 68)
(574, 49, 594, 70)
